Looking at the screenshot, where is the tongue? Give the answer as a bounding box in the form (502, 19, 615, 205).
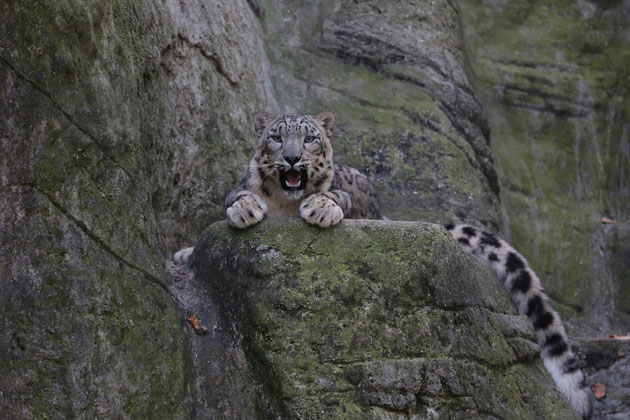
(286, 170, 301, 187)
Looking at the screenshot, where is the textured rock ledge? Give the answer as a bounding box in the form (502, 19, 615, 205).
(189, 219, 577, 419)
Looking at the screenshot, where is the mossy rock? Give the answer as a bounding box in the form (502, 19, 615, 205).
(0, 187, 194, 419)
(191, 219, 577, 419)
(1, 0, 266, 417)
(456, 0, 630, 321)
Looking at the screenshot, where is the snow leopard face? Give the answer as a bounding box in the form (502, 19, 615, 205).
(252, 112, 335, 200)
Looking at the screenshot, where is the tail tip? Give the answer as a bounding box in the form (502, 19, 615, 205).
(572, 383, 593, 419)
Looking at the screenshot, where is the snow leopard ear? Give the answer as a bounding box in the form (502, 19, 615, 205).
(314, 112, 335, 137)
(253, 112, 275, 137)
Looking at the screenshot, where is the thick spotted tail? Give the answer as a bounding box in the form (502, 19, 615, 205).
(445, 223, 592, 419)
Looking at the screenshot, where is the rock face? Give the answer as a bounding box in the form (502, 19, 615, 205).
(1, 0, 265, 417)
(456, 0, 630, 326)
(187, 219, 576, 419)
(456, 2, 630, 416)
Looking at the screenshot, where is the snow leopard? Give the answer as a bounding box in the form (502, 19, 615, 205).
(223, 111, 380, 228)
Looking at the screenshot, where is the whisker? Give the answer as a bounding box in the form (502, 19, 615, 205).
(260, 167, 278, 180)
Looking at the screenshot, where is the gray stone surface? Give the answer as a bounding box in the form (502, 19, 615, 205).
(456, 0, 630, 326)
(456, 1, 630, 417)
(188, 219, 577, 419)
(582, 338, 630, 420)
(1, 0, 265, 417)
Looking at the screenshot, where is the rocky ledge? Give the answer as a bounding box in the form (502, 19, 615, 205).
(180, 219, 578, 419)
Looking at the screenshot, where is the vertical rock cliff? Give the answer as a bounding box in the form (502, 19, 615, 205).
(1, 0, 266, 417)
(456, 2, 630, 416)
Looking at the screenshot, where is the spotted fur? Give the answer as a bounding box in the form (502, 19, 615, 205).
(446, 223, 592, 419)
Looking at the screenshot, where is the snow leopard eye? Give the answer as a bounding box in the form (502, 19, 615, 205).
(269, 135, 282, 143)
(304, 135, 315, 143)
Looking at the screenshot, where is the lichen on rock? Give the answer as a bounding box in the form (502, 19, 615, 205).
(189, 219, 577, 419)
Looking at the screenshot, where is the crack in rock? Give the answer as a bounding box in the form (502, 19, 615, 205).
(0, 56, 135, 181)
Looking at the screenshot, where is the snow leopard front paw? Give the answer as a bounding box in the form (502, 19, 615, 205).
(299, 193, 344, 227)
(226, 193, 268, 229)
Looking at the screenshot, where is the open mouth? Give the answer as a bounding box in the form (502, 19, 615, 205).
(279, 168, 307, 191)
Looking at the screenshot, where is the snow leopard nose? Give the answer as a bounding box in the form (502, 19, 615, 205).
(284, 154, 301, 167)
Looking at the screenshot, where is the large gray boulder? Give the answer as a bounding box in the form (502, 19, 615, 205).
(181, 219, 577, 419)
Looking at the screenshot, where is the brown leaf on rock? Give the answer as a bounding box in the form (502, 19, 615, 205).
(607, 333, 630, 340)
(592, 383, 606, 400)
(187, 315, 208, 335)
(601, 217, 616, 224)
(187, 315, 200, 331)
